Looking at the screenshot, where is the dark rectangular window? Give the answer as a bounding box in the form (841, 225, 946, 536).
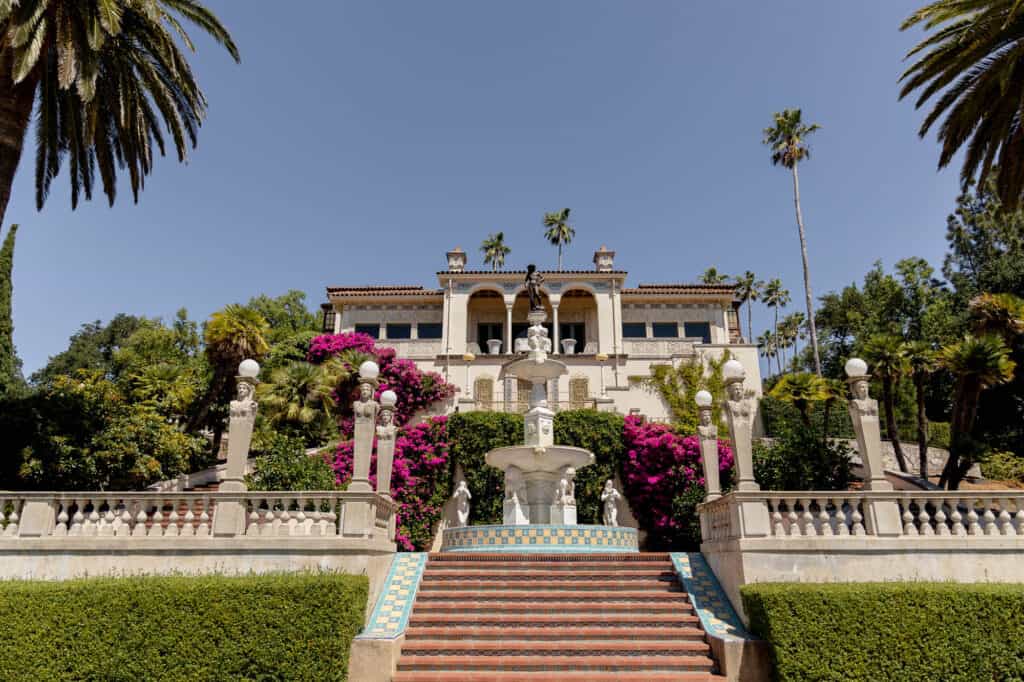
(386, 323, 411, 339)
(652, 322, 679, 338)
(355, 324, 380, 339)
(417, 323, 442, 339)
(321, 308, 336, 333)
(622, 322, 646, 338)
(684, 322, 712, 344)
(477, 323, 504, 346)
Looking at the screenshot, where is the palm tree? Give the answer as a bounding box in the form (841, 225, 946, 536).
(542, 208, 574, 270)
(734, 271, 763, 343)
(938, 335, 1016, 489)
(700, 267, 730, 284)
(480, 232, 511, 271)
(258, 361, 331, 429)
(186, 305, 269, 443)
(763, 109, 823, 375)
(969, 293, 1024, 340)
(863, 334, 911, 473)
(904, 340, 936, 479)
(768, 372, 829, 426)
(783, 312, 807, 363)
(763, 278, 790, 373)
(757, 330, 778, 376)
(0, 1, 239, 229)
(900, 1, 1024, 209)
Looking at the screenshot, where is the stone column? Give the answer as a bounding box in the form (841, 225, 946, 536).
(214, 360, 260, 536)
(505, 302, 514, 354)
(696, 391, 721, 501)
(349, 361, 380, 493)
(722, 361, 758, 492)
(551, 304, 560, 355)
(375, 391, 398, 498)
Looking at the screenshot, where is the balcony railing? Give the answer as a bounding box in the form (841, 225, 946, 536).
(623, 338, 699, 357)
(472, 399, 599, 414)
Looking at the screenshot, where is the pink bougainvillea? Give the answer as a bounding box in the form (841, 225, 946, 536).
(307, 332, 377, 363)
(620, 415, 734, 548)
(334, 416, 450, 551)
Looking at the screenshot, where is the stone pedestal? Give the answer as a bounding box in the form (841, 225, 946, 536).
(342, 498, 373, 538)
(503, 499, 530, 525)
(214, 374, 257, 537)
(549, 503, 577, 525)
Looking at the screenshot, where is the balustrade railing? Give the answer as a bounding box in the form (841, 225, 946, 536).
(0, 491, 398, 542)
(699, 491, 1024, 542)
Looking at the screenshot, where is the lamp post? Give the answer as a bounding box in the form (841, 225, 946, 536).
(349, 360, 380, 493)
(376, 390, 398, 498)
(722, 359, 758, 491)
(844, 357, 892, 491)
(596, 352, 609, 398)
(695, 389, 721, 501)
(463, 352, 475, 399)
(213, 359, 259, 536)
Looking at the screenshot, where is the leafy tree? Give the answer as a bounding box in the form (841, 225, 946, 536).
(863, 334, 911, 472)
(735, 271, 763, 342)
(900, 0, 1024, 209)
(699, 267, 730, 284)
(754, 425, 853, 492)
(246, 434, 336, 492)
(763, 108, 823, 374)
(763, 278, 791, 371)
(768, 372, 829, 426)
(542, 208, 574, 270)
(0, 224, 18, 397)
(0, 1, 239, 228)
(187, 305, 269, 447)
(31, 313, 149, 385)
(257, 361, 336, 446)
(939, 334, 1015, 489)
(480, 232, 511, 271)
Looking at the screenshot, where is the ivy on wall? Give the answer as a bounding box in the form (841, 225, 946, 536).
(644, 351, 731, 434)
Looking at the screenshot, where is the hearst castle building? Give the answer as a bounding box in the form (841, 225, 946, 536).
(321, 246, 762, 421)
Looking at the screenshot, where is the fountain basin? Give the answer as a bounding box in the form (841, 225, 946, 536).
(440, 524, 639, 553)
(485, 445, 595, 473)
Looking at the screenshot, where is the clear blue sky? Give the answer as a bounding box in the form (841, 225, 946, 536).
(7, 1, 960, 375)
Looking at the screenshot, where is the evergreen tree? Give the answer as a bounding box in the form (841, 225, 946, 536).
(0, 224, 18, 398)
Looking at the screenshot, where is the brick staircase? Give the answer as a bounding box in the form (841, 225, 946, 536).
(392, 552, 725, 682)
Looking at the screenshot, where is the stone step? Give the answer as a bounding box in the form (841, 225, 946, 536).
(427, 553, 670, 562)
(396, 654, 716, 673)
(422, 561, 670, 572)
(400, 640, 712, 657)
(421, 568, 675, 580)
(393, 672, 725, 682)
(411, 600, 694, 614)
(417, 578, 679, 592)
(403, 626, 709, 642)
(408, 612, 701, 627)
(414, 589, 690, 602)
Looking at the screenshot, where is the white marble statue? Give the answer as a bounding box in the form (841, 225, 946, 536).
(847, 373, 892, 490)
(554, 466, 576, 505)
(350, 377, 379, 492)
(453, 480, 472, 527)
(601, 480, 621, 526)
(724, 378, 759, 491)
(375, 403, 397, 498)
(697, 407, 721, 501)
(505, 466, 527, 506)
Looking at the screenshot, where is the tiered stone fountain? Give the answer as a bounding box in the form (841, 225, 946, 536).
(440, 305, 638, 553)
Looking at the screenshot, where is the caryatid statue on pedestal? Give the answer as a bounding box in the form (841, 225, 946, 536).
(722, 359, 759, 492)
(601, 480, 622, 527)
(695, 390, 722, 501)
(845, 358, 893, 491)
(375, 390, 398, 498)
(349, 361, 380, 492)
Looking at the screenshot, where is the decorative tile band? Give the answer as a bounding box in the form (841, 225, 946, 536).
(357, 552, 427, 639)
(670, 552, 752, 640)
(441, 524, 639, 553)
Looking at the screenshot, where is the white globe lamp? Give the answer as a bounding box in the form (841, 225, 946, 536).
(845, 358, 868, 378)
(238, 359, 260, 378)
(380, 390, 398, 409)
(359, 360, 380, 381)
(722, 359, 745, 382)
(695, 390, 713, 408)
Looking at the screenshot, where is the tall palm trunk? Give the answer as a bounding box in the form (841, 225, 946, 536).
(0, 51, 38, 230)
(790, 164, 823, 376)
(773, 308, 780, 376)
(881, 377, 909, 472)
(914, 371, 929, 479)
(746, 302, 753, 344)
(557, 243, 563, 271)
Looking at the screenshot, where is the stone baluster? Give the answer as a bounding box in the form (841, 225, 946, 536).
(934, 500, 950, 536)
(131, 500, 149, 537)
(967, 498, 982, 535)
(213, 359, 260, 538)
(786, 501, 800, 537)
(181, 499, 196, 537)
(982, 499, 998, 536)
(819, 500, 834, 537)
(99, 498, 116, 537)
(901, 500, 918, 536)
(917, 498, 934, 536)
(1015, 501, 1024, 535)
(69, 499, 85, 535)
(325, 498, 340, 535)
(149, 502, 165, 537)
(2, 499, 19, 536)
(245, 499, 261, 536)
(86, 498, 101, 536)
(835, 498, 851, 536)
(197, 497, 211, 536)
(850, 498, 866, 536)
(166, 502, 180, 537)
(950, 499, 966, 537)
(55, 502, 69, 536)
(997, 500, 1015, 536)
(116, 499, 133, 537)
(801, 499, 817, 537)
(769, 498, 784, 536)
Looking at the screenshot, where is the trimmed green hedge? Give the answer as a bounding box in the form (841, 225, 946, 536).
(0, 573, 368, 681)
(742, 582, 1024, 681)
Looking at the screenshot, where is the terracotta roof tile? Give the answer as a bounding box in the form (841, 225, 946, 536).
(623, 283, 736, 295)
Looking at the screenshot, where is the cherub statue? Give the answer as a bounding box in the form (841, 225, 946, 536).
(601, 480, 622, 527)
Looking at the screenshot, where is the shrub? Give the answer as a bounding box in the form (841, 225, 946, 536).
(447, 411, 521, 525)
(982, 450, 1024, 484)
(0, 573, 368, 681)
(621, 415, 734, 550)
(742, 582, 1024, 681)
(754, 426, 853, 491)
(246, 433, 337, 491)
(928, 420, 951, 449)
(553, 410, 625, 524)
(760, 394, 855, 439)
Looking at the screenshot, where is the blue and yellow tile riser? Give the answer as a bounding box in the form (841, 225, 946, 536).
(441, 524, 639, 553)
(357, 552, 427, 640)
(669, 552, 753, 641)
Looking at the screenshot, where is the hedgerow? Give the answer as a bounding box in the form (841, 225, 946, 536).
(742, 582, 1024, 682)
(0, 573, 368, 681)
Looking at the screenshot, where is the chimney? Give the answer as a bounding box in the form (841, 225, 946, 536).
(593, 245, 615, 272)
(446, 247, 467, 273)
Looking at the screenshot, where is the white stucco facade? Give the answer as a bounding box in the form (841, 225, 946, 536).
(324, 246, 762, 421)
